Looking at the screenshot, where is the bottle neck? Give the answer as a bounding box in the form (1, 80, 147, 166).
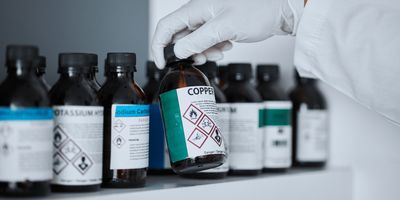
(6, 62, 36, 78)
(297, 79, 315, 86)
(258, 79, 278, 86)
(106, 72, 134, 81)
(59, 71, 91, 80)
(167, 60, 194, 70)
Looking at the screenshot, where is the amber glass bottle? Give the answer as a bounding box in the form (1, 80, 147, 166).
(224, 63, 263, 175)
(159, 44, 226, 174)
(99, 53, 149, 188)
(256, 64, 292, 172)
(49, 53, 103, 192)
(289, 70, 328, 168)
(0, 45, 53, 197)
(182, 61, 230, 179)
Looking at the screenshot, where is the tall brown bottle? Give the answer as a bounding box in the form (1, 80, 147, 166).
(99, 53, 149, 188)
(289, 70, 328, 168)
(159, 44, 226, 174)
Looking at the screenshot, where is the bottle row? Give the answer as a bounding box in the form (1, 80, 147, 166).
(0, 44, 328, 197)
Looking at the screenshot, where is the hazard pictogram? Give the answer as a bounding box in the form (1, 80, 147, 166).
(73, 152, 93, 175)
(113, 119, 126, 133)
(187, 128, 208, 148)
(210, 127, 223, 146)
(53, 125, 69, 148)
(198, 115, 215, 134)
(183, 104, 203, 125)
(53, 153, 68, 174)
(0, 123, 12, 139)
(113, 135, 126, 148)
(60, 140, 82, 161)
(0, 142, 11, 156)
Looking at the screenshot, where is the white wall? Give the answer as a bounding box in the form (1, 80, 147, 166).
(149, 1, 400, 200)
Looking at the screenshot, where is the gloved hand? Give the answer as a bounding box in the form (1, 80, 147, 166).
(151, 0, 304, 68)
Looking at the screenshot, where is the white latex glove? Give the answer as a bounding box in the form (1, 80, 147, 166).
(152, 0, 304, 68)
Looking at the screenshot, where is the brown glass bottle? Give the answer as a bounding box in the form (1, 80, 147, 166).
(144, 61, 173, 175)
(50, 53, 103, 192)
(99, 53, 148, 188)
(0, 45, 53, 197)
(34, 56, 51, 91)
(159, 44, 226, 174)
(256, 64, 292, 173)
(289, 70, 328, 168)
(182, 61, 229, 179)
(224, 63, 263, 176)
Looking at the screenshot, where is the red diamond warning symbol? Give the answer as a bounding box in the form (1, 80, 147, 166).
(198, 115, 215, 135)
(210, 127, 223, 146)
(187, 128, 208, 149)
(183, 104, 203, 125)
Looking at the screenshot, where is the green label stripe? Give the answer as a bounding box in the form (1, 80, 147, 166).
(264, 109, 291, 126)
(258, 109, 265, 128)
(160, 90, 188, 163)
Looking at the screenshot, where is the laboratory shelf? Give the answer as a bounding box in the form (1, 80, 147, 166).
(27, 167, 352, 200)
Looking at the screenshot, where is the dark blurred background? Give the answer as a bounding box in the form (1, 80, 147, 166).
(0, 0, 149, 85)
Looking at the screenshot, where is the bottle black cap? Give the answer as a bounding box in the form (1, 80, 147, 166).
(5, 45, 39, 67)
(58, 53, 91, 73)
(87, 53, 99, 73)
(164, 43, 193, 66)
(257, 64, 280, 82)
(227, 63, 253, 81)
(195, 61, 217, 78)
(294, 69, 316, 84)
(34, 56, 46, 74)
(105, 53, 136, 74)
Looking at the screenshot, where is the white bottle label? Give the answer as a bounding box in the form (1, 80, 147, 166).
(0, 108, 53, 182)
(110, 104, 149, 170)
(296, 105, 328, 162)
(52, 106, 104, 186)
(200, 103, 230, 173)
(229, 103, 263, 170)
(262, 101, 292, 168)
(159, 86, 226, 163)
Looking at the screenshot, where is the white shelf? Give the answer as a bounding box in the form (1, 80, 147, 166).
(40, 167, 352, 200)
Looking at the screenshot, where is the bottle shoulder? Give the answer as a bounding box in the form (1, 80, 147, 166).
(159, 66, 210, 94)
(223, 82, 262, 103)
(256, 83, 288, 101)
(98, 80, 146, 105)
(49, 78, 99, 106)
(289, 85, 327, 109)
(0, 76, 50, 107)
